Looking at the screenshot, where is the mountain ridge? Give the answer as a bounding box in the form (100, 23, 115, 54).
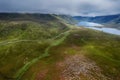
(73, 14, 120, 29)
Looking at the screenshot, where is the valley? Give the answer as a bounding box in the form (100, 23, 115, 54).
(0, 13, 120, 80)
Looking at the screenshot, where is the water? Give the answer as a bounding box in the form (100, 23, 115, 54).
(78, 21, 103, 27)
(88, 27, 120, 35)
(77, 21, 120, 35)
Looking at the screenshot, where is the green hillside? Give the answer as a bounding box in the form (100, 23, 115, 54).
(0, 13, 120, 80)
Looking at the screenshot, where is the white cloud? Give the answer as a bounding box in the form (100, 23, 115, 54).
(0, 0, 120, 16)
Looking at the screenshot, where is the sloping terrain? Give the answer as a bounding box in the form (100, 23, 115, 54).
(104, 16, 120, 29)
(0, 13, 120, 80)
(73, 14, 120, 29)
(0, 13, 69, 80)
(55, 15, 78, 25)
(20, 28, 120, 80)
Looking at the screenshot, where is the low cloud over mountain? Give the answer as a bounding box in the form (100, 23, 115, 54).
(0, 0, 120, 16)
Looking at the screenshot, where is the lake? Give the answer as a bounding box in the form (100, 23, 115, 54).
(77, 21, 120, 35)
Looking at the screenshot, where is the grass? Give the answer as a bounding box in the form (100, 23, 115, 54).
(16, 27, 120, 80)
(0, 14, 120, 80)
(14, 29, 71, 80)
(63, 28, 120, 79)
(0, 16, 69, 80)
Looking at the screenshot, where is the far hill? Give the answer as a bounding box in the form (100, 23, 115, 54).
(73, 14, 120, 29)
(73, 14, 120, 23)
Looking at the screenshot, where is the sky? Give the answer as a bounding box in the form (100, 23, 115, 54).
(0, 0, 120, 16)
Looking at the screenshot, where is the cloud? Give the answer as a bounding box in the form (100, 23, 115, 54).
(0, 0, 120, 16)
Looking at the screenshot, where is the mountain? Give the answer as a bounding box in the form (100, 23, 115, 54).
(73, 14, 120, 23)
(73, 14, 120, 29)
(0, 13, 120, 80)
(105, 16, 120, 29)
(0, 13, 69, 41)
(0, 13, 57, 21)
(55, 15, 78, 24)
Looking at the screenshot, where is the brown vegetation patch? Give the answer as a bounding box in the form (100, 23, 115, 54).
(35, 69, 48, 80)
(57, 54, 110, 80)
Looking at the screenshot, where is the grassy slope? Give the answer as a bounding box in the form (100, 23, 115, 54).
(64, 28, 120, 78)
(0, 14, 120, 80)
(0, 14, 69, 80)
(20, 27, 120, 80)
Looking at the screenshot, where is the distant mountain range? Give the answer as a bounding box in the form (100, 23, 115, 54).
(73, 14, 120, 23)
(73, 14, 120, 29)
(0, 13, 77, 25)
